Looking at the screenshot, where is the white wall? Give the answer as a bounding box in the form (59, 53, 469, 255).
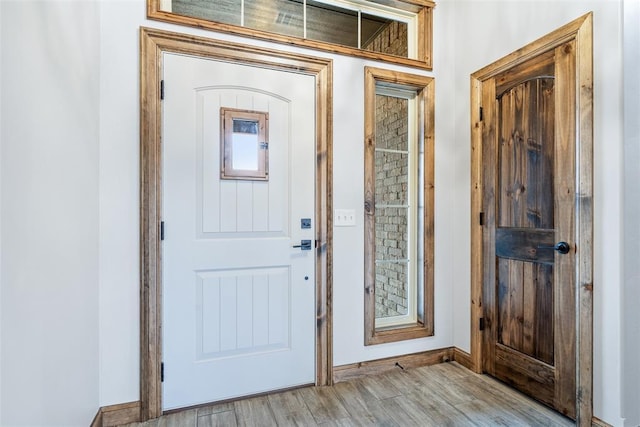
(0, 1, 100, 425)
(444, 1, 629, 424)
(98, 0, 145, 407)
(622, 0, 640, 425)
(0, 0, 634, 425)
(0, 1, 3, 423)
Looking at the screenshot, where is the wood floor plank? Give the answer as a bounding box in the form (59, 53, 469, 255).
(267, 389, 310, 414)
(378, 396, 426, 426)
(455, 398, 528, 427)
(157, 409, 198, 427)
(412, 364, 477, 406)
(357, 372, 403, 400)
(459, 373, 573, 426)
(125, 362, 573, 427)
(299, 385, 350, 424)
(317, 418, 357, 427)
(331, 381, 396, 426)
(233, 396, 276, 426)
(270, 410, 319, 426)
(197, 402, 234, 417)
(404, 390, 474, 426)
(197, 410, 237, 427)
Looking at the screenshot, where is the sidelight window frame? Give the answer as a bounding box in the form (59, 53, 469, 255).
(364, 66, 434, 345)
(147, 0, 434, 70)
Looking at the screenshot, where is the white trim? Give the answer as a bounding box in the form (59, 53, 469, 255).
(374, 86, 420, 329)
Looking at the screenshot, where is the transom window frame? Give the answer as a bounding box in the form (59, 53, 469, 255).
(147, 0, 434, 70)
(364, 66, 434, 345)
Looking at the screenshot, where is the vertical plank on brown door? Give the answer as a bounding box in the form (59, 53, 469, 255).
(536, 77, 555, 366)
(521, 80, 538, 357)
(536, 263, 554, 365)
(507, 259, 524, 351)
(498, 91, 512, 228)
(522, 262, 536, 356)
(553, 41, 577, 416)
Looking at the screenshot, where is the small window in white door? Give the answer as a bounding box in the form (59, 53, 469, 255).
(221, 108, 269, 180)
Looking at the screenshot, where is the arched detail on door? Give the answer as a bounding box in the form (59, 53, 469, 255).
(496, 76, 555, 101)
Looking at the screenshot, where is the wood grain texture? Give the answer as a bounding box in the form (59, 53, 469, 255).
(591, 416, 613, 427)
(121, 362, 574, 427)
(469, 75, 488, 374)
(333, 348, 453, 383)
(553, 39, 577, 419)
(495, 228, 555, 264)
(139, 27, 333, 420)
(91, 401, 142, 427)
(575, 13, 594, 426)
(480, 78, 497, 376)
(363, 66, 434, 346)
(147, 0, 434, 70)
(452, 347, 474, 372)
(90, 410, 102, 427)
(469, 13, 593, 423)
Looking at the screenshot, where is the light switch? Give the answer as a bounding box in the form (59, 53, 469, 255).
(335, 209, 356, 226)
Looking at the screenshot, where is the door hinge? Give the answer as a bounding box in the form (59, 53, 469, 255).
(479, 317, 485, 331)
(160, 80, 165, 100)
(479, 212, 485, 226)
(160, 221, 165, 241)
(161, 362, 164, 382)
(479, 106, 483, 121)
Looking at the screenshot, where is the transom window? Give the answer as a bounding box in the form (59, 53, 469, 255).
(149, 0, 434, 69)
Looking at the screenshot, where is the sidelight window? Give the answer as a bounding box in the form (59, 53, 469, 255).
(364, 67, 434, 345)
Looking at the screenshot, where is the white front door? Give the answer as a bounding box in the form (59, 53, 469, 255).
(162, 53, 316, 410)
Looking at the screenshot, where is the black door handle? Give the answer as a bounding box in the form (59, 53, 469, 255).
(537, 241, 571, 254)
(292, 240, 312, 251)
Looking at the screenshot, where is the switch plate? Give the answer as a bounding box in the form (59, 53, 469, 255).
(335, 209, 356, 226)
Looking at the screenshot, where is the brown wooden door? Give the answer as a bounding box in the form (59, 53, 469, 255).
(482, 44, 577, 418)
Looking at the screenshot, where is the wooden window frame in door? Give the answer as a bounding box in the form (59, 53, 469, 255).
(139, 27, 333, 421)
(469, 13, 593, 424)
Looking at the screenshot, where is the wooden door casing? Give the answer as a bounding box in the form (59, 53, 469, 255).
(470, 13, 593, 423)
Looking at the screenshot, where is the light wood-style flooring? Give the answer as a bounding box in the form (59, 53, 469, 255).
(123, 362, 574, 426)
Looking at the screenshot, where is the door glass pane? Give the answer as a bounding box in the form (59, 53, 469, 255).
(306, 0, 358, 47)
(362, 13, 408, 58)
(374, 89, 411, 323)
(169, 0, 241, 26)
(232, 119, 259, 171)
(375, 151, 408, 205)
(375, 207, 408, 261)
(375, 261, 408, 319)
(375, 94, 408, 150)
(245, 0, 304, 38)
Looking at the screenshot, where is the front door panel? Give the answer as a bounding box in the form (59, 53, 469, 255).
(162, 53, 316, 410)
